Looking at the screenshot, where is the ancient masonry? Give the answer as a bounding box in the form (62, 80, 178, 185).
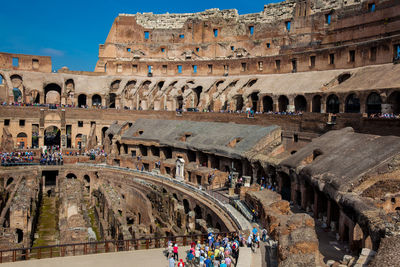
(0, 0, 400, 266)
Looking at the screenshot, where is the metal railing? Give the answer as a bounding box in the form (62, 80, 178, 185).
(0, 232, 237, 264)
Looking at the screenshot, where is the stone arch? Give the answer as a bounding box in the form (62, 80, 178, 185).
(17, 132, 27, 149)
(109, 93, 116, 108)
(278, 95, 289, 112)
(326, 94, 340, 114)
(388, 91, 400, 114)
(194, 205, 202, 219)
(345, 93, 360, 113)
(92, 94, 102, 106)
(10, 74, 23, 103)
(110, 80, 121, 91)
(78, 94, 87, 107)
(66, 173, 77, 179)
(101, 127, 109, 145)
(312, 95, 321, 113)
(193, 86, 203, 107)
(235, 95, 244, 111)
(366, 92, 382, 114)
(249, 92, 259, 111)
(44, 83, 62, 104)
(206, 214, 213, 227)
(183, 199, 190, 214)
(294, 95, 307, 112)
(6, 177, 14, 187)
(279, 171, 291, 201)
(176, 95, 184, 110)
(156, 81, 165, 91)
(262, 95, 273, 112)
(44, 126, 60, 147)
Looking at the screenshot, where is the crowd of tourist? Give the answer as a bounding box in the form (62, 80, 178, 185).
(368, 113, 400, 119)
(0, 151, 35, 165)
(165, 229, 269, 267)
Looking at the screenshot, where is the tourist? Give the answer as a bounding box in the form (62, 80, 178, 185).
(262, 228, 268, 242)
(173, 244, 179, 260)
(169, 256, 175, 267)
(177, 258, 185, 267)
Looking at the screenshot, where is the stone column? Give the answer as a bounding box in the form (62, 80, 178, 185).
(251, 163, 259, 185)
(327, 199, 332, 227)
(313, 190, 319, 219)
(39, 128, 44, 147)
(87, 95, 92, 107)
(207, 155, 212, 168)
(320, 98, 326, 113)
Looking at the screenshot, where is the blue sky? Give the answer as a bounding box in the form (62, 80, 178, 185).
(0, 0, 281, 72)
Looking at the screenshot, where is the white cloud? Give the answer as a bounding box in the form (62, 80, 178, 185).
(40, 48, 65, 57)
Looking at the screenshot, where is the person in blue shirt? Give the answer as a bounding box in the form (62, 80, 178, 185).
(204, 256, 212, 267)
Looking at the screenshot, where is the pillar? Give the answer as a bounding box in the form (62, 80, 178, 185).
(327, 199, 332, 227)
(301, 183, 307, 209)
(313, 190, 319, 219)
(320, 98, 326, 113)
(87, 95, 92, 107)
(251, 164, 259, 185)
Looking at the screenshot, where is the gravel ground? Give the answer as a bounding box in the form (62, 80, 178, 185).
(369, 236, 400, 267)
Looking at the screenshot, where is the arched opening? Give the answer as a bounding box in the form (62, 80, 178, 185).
(17, 132, 27, 149)
(138, 213, 141, 225)
(10, 74, 23, 102)
(388, 91, 400, 114)
(345, 94, 360, 113)
(6, 177, 14, 186)
(235, 95, 244, 111)
(110, 80, 121, 91)
(250, 92, 259, 111)
(262, 96, 273, 112)
(206, 214, 213, 227)
(279, 172, 291, 201)
(183, 199, 190, 214)
(194, 205, 202, 219)
(44, 83, 62, 104)
(366, 92, 382, 115)
(312, 95, 321, 113)
(84, 175, 90, 184)
(66, 173, 77, 179)
(326, 94, 340, 114)
(215, 222, 221, 231)
(294, 95, 307, 112)
(75, 134, 83, 149)
(16, 229, 23, 243)
(78, 94, 87, 107)
(44, 126, 60, 147)
(92, 94, 102, 106)
(177, 96, 183, 110)
(278, 95, 289, 112)
(193, 86, 203, 107)
(109, 93, 116, 108)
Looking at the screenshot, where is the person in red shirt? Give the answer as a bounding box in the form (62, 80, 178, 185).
(173, 244, 179, 260)
(177, 259, 185, 267)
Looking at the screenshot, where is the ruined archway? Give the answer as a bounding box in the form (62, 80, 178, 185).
(44, 126, 60, 147)
(388, 91, 400, 114)
(109, 93, 116, 108)
(78, 94, 87, 107)
(278, 95, 289, 112)
(92, 94, 102, 106)
(193, 86, 203, 107)
(262, 95, 273, 112)
(345, 94, 360, 113)
(235, 95, 244, 111)
(326, 94, 340, 114)
(312, 95, 321, 113)
(249, 92, 259, 111)
(294, 95, 307, 112)
(44, 83, 61, 104)
(16, 132, 27, 149)
(366, 92, 382, 115)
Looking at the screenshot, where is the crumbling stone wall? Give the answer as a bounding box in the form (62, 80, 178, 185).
(246, 190, 319, 267)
